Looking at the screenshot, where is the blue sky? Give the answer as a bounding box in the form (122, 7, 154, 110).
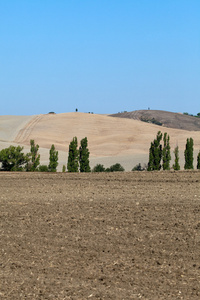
(1, 0, 200, 115)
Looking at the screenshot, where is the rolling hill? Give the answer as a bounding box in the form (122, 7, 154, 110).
(0, 111, 200, 171)
(110, 110, 200, 131)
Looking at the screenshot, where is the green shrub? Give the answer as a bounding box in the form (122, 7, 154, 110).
(92, 164, 105, 172)
(108, 163, 125, 172)
(38, 165, 49, 172)
(0, 146, 29, 171)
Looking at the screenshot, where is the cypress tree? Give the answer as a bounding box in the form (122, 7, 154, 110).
(184, 138, 194, 169)
(48, 144, 58, 172)
(197, 151, 200, 170)
(147, 142, 154, 171)
(173, 146, 180, 170)
(147, 131, 163, 171)
(28, 139, 40, 171)
(162, 133, 171, 170)
(79, 137, 91, 172)
(67, 137, 79, 172)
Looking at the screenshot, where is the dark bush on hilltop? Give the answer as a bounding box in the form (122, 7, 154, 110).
(92, 164, 105, 172)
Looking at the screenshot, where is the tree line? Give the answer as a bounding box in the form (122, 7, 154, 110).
(147, 131, 200, 171)
(0, 133, 200, 172)
(0, 140, 59, 172)
(0, 136, 126, 172)
(0, 137, 91, 173)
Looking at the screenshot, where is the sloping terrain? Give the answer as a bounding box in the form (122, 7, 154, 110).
(0, 112, 200, 170)
(110, 110, 200, 131)
(0, 115, 34, 142)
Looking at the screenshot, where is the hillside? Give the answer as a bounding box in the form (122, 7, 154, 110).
(0, 112, 200, 171)
(110, 110, 200, 131)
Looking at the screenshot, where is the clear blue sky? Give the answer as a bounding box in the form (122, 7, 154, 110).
(1, 0, 200, 115)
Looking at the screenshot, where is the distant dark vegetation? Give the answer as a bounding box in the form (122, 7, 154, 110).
(183, 112, 200, 118)
(140, 117, 163, 126)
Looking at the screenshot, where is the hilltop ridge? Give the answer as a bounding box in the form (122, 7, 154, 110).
(110, 110, 200, 131)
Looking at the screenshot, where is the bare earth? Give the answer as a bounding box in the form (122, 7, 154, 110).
(0, 112, 200, 171)
(0, 171, 200, 299)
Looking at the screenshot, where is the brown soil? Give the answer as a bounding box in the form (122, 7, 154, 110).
(110, 110, 200, 131)
(0, 171, 200, 299)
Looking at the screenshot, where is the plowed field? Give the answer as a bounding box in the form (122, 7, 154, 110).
(0, 171, 200, 299)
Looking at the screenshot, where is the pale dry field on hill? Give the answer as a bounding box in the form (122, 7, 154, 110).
(0, 112, 200, 170)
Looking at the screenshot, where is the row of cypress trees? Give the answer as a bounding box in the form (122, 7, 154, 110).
(27, 140, 58, 172)
(148, 131, 200, 171)
(0, 137, 91, 172)
(67, 137, 90, 172)
(30, 137, 91, 172)
(1, 134, 199, 172)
